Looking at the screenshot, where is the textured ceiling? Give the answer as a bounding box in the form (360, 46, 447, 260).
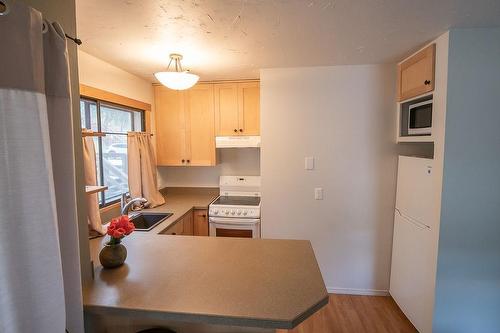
(76, 0, 500, 82)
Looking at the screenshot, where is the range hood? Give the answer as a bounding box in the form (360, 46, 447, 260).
(216, 136, 261, 148)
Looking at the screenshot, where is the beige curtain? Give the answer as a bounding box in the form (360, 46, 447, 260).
(82, 132, 104, 234)
(127, 132, 165, 207)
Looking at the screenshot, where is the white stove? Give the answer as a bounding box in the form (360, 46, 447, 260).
(209, 176, 261, 238)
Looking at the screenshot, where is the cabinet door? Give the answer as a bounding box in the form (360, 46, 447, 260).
(238, 82, 260, 135)
(214, 83, 239, 136)
(161, 219, 184, 235)
(181, 211, 194, 236)
(398, 44, 435, 101)
(185, 84, 216, 166)
(154, 86, 187, 166)
(193, 209, 208, 236)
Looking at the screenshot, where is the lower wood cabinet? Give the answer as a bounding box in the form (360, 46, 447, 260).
(193, 209, 209, 236)
(160, 210, 194, 236)
(161, 218, 184, 235)
(160, 209, 209, 237)
(182, 211, 193, 236)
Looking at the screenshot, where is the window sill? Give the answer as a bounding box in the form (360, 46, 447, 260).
(100, 201, 120, 214)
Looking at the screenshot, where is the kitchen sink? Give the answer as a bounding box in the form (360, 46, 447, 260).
(129, 212, 173, 231)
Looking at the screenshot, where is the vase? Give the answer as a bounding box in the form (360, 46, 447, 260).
(99, 242, 127, 268)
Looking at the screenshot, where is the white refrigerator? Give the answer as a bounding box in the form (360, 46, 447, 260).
(390, 156, 437, 333)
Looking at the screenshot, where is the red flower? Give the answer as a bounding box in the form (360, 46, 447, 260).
(107, 215, 135, 239)
(107, 224, 116, 236)
(112, 227, 126, 239)
(125, 221, 135, 235)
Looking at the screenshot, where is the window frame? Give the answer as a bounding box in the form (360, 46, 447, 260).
(80, 97, 145, 208)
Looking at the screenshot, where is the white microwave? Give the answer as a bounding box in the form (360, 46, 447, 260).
(408, 100, 432, 135)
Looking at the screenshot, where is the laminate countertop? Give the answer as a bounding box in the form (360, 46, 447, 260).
(84, 188, 328, 330)
(89, 187, 219, 266)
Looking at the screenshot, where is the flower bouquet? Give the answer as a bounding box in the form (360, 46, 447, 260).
(99, 215, 135, 268)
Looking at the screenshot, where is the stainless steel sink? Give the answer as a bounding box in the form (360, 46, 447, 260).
(129, 212, 172, 231)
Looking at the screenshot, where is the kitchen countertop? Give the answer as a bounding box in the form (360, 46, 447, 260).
(84, 187, 328, 330)
(139, 187, 219, 234)
(89, 187, 219, 264)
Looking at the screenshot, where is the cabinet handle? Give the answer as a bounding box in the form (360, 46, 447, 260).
(234, 129, 238, 133)
(239, 129, 243, 132)
(202, 214, 206, 218)
(172, 232, 177, 235)
(424, 80, 431, 85)
(181, 159, 185, 163)
(187, 159, 190, 163)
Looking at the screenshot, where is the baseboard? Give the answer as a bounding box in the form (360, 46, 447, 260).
(327, 287, 389, 296)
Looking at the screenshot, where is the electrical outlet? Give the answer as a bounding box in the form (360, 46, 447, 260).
(305, 157, 314, 170)
(314, 188, 323, 200)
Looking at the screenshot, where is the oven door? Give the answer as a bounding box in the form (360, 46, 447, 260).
(209, 217, 261, 239)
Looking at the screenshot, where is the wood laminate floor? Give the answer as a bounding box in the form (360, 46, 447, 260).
(277, 294, 417, 333)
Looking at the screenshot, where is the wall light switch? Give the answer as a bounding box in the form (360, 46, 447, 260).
(305, 157, 314, 170)
(315, 188, 323, 200)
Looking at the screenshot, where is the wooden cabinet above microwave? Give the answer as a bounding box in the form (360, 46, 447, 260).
(397, 44, 435, 101)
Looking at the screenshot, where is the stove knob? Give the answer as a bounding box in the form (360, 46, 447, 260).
(224, 210, 229, 215)
(236, 210, 242, 215)
(231, 210, 236, 215)
(212, 209, 218, 215)
(243, 211, 248, 216)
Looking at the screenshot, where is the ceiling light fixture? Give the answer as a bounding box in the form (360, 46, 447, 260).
(154, 54, 199, 90)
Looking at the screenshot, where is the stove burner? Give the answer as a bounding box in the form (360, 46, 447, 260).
(211, 196, 261, 206)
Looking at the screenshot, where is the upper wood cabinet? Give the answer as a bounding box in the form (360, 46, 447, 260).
(215, 81, 260, 136)
(154, 84, 216, 166)
(154, 80, 258, 166)
(238, 82, 260, 135)
(185, 85, 216, 166)
(398, 44, 435, 101)
(154, 87, 186, 166)
(214, 83, 239, 136)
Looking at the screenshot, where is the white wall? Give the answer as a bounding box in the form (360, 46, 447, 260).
(78, 50, 153, 103)
(158, 148, 261, 188)
(260, 65, 398, 294)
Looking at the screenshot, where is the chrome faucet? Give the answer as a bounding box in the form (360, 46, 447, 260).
(120, 193, 148, 216)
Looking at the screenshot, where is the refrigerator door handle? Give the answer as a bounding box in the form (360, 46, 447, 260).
(395, 208, 431, 230)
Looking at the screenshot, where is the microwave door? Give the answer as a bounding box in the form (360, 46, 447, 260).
(408, 100, 432, 135)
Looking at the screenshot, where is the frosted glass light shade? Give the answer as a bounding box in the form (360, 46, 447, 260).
(154, 71, 199, 90)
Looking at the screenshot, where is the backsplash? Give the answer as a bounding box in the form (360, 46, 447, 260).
(157, 148, 260, 188)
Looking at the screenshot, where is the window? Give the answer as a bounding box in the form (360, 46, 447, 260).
(80, 98, 144, 206)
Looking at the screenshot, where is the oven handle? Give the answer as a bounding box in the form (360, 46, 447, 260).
(209, 217, 260, 224)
